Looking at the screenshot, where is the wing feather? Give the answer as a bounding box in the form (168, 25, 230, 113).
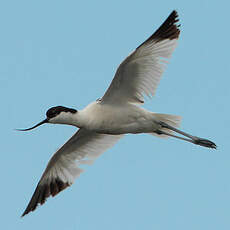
(22, 128, 123, 217)
(101, 10, 180, 104)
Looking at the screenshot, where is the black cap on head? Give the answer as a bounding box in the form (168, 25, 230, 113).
(16, 106, 77, 132)
(46, 106, 77, 119)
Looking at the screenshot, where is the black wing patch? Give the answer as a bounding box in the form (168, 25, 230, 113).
(137, 10, 180, 49)
(21, 178, 70, 217)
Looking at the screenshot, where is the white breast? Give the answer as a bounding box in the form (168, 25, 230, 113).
(77, 101, 156, 134)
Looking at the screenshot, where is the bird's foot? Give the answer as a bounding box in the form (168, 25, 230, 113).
(193, 138, 217, 149)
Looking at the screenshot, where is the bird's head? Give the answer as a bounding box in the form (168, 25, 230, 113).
(17, 106, 78, 131)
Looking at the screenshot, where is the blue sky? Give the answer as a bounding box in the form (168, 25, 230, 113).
(1, 0, 229, 229)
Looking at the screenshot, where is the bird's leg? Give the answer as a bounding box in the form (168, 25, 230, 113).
(155, 129, 195, 143)
(158, 122, 217, 149)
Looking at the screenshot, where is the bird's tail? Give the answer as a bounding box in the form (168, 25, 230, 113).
(150, 113, 182, 138)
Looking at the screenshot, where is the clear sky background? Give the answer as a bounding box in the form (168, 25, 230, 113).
(1, 0, 229, 229)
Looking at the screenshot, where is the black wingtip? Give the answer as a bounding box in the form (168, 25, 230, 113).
(152, 10, 180, 41)
(21, 179, 70, 217)
(136, 10, 180, 49)
(21, 211, 27, 218)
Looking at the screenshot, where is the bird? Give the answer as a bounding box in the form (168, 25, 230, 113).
(18, 10, 216, 217)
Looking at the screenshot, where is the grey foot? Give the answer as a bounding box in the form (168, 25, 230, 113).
(194, 138, 217, 149)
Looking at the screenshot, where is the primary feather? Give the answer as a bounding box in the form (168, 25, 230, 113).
(22, 129, 123, 216)
(102, 10, 180, 104)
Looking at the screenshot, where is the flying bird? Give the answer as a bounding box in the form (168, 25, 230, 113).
(19, 10, 216, 217)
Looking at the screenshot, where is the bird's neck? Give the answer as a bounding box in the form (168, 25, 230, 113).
(70, 110, 86, 128)
(50, 111, 86, 128)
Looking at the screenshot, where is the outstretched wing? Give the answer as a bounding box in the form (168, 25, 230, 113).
(22, 128, 123, 217)
(101, 10, 180, 105)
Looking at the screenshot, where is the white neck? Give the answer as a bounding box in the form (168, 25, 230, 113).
(49, 111, 85, 128)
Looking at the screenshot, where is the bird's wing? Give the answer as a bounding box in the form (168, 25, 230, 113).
(101, 10, 180, 105)
(22, 128, 123, 217)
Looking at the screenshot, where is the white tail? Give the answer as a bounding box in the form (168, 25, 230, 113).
(151, 113, 182, 138)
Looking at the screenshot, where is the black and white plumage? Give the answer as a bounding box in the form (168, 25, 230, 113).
(22, 129, 123, 216)
(102, 10, 179, 104)
(20, 11, 216, 217)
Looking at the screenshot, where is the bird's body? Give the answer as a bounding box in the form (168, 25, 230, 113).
(19, 10, 216, 217)
(70, 101, 160, 134)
